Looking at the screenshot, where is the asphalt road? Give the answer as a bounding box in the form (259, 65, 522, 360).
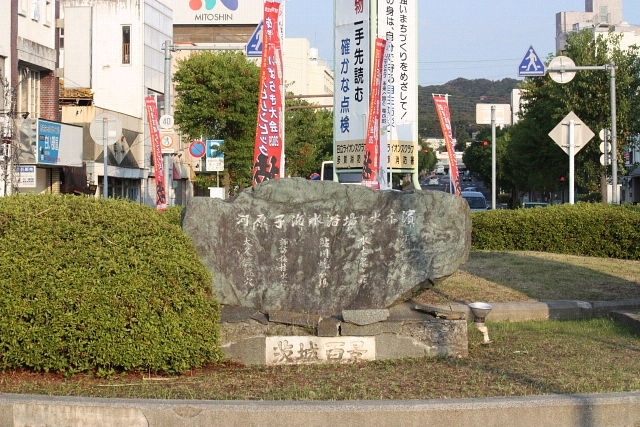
(420, 173, 489, 198)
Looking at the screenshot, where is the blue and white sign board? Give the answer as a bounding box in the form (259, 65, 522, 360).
(205, 139, 225, 172)
(518, 46, 546, 77)
(37, 119, 83, 167)
(246, 20, 263, 57)
(206, 139, 224, 158)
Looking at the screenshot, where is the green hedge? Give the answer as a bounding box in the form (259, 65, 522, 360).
(471, 203, 640, 259)
(0, 194, 223, 375)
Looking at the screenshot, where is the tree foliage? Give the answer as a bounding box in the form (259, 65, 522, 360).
(418, 144, 437, 174)
(418, 78, 519, 143)
(172, 52, 334, 192)
(512, 29, 640, 196)
(284, 99, 333, 178)
(462, 127, 513, 194)
(173, 51, 261, 191)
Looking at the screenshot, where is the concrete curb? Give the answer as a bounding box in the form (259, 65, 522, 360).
(428, 298, 640, 324)
(1, 391, 639, 426)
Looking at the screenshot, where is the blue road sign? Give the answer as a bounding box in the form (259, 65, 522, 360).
(246, 20, 263, 57)
(206, 139, 225, 158)
(519, 46, 546, 77)
(189, 140, 206, 158)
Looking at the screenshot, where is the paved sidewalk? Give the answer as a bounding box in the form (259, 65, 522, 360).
(1, 391, 639, 427)
(427, 298, 640, 326)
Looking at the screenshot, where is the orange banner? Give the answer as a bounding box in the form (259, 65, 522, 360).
(432, 94, 461, 195)
(145, 96, 168, 210)
(253, 1, 284, 185)
(362, 38, 386, 190)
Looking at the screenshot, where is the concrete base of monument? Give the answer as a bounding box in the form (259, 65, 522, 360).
(220, 301, 468, 365)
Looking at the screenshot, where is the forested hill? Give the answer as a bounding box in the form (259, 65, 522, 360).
(418, 78, 522, 142)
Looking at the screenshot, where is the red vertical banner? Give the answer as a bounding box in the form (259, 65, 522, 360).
(361, 38, 386, 190)
(432, 94, 461, 195)
(253, 1, 284, 186)
(145, 96, 168, 210)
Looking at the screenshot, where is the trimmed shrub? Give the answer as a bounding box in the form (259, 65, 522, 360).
(0, 194, 223, 375)
(471, 203, 640, 259)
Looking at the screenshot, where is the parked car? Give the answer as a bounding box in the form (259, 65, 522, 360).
(428, 177, 439, 185)
(463, 186, 477, 192)
(461, 191, 488, 212)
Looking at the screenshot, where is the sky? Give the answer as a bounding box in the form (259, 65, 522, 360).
(284, 0, 640, 86)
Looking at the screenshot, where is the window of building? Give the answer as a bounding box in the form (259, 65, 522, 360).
(18, 0, 28, 16)
(18, 67, 41, 118)
(122, 26, 131, 64)
(45, 0, 52, 26)
(599, 6, 609, 24)
(0, 58, 6, 115)
(30, 0, 40, 21)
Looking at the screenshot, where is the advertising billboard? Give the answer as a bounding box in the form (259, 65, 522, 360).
(37, 119, 84, 167)
(173, 0, 264, 25)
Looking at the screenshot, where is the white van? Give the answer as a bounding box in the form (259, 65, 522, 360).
(461, 191, 488, 212)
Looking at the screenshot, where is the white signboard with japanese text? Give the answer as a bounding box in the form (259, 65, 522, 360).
(333, 0, 371, 170)
(265, 336, 375, 365)
(333, 0, 418, 173)
(17, 165, 37, 188)
(376, 0, 419, 172)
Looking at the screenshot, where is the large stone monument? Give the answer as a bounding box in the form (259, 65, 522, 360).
(182, 178, 471, 316)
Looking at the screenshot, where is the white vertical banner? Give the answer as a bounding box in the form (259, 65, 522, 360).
(376, 0, 419, 173)
(333, 0, 371, 171)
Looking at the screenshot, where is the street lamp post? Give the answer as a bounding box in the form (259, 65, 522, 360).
(548, 58, 618, 203)
(491, 105, 496, 210)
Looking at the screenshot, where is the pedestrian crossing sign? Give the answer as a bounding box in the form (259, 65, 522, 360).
(518, 46, 546, 77)
(246, 20, 263, 57)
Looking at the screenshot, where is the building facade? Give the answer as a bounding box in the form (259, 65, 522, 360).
(2, 1, 334, 204)
(1, 0, 63, 197)
(59, 0, 185, 206)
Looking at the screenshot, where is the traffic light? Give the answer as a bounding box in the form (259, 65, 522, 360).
(599, 129, 611, 166)
(482, 141, 489, 147)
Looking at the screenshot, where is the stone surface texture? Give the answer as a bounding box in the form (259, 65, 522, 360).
(182, 178, 470, 316)
(218, 302, 469, 364)
(342, 309, 390, 325)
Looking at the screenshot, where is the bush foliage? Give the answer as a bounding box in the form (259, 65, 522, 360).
(471, 203, 640, 259)
(0, 195, 223, 375)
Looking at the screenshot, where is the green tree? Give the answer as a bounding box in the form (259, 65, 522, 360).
(284, 98, 333, 178)
(173, 51, 261, 192)
(463, 137, 492, 185)
(513, 30, 640, 199)
(463, 127, 516, 201)
(418, 144, 437, 174)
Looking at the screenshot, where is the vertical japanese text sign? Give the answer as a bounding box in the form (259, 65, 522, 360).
(145, 96, 168, 210)
(253, 1, 284, 185)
